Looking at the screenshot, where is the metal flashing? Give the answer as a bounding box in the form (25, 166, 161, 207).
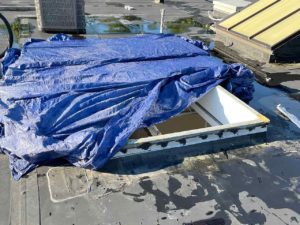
(218, 0, 300, 47)
(114, 86, 269, 159)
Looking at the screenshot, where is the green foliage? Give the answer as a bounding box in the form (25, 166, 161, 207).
(107, 23, 130, 33)
(166, 23, 188, 34)
(0, 24, 7, 29)
(172, 17, 204, 27)
(202, 24, 215, 34)
(122, 15, 142, 21)
(11, 18, 20, 40)
(99, 17, 119, 23)
(166, 17, 204, 34)
(146, 22, 158, 31)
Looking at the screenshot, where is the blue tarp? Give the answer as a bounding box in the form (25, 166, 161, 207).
(0, 34, 254, 180)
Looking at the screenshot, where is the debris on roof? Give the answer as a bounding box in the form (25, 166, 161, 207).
(277, 104, 300, 128)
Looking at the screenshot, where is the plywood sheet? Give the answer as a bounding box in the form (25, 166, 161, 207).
(156, 112, 209, 134)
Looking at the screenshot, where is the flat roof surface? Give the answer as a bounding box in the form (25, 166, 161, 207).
(1, 82, 300, 225)
(219, 0, 300, 47)
(0, 0, 300, 224)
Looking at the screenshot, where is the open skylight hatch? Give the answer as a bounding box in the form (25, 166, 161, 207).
(113, 86, 269, 159)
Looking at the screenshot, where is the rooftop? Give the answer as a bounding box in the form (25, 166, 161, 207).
(0, 0, 300, 224)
